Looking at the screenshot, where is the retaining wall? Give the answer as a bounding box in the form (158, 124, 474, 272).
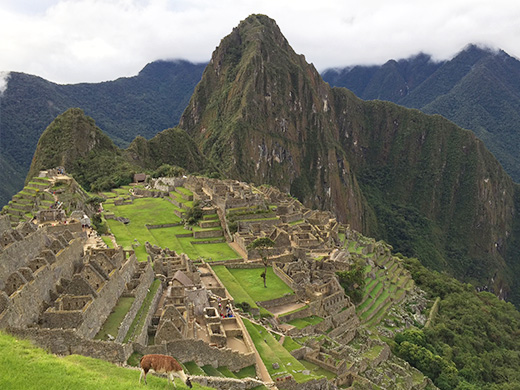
(193, 229, 223, 239)
(116, 263, 155, 343)
(7, 327, 133, 363)
(136, 338, 255, 371)
(132, 282, 163, 345)
(0, 238, 83, 328)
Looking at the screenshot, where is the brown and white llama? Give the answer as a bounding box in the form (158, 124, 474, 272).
(139, 354, 193, 388)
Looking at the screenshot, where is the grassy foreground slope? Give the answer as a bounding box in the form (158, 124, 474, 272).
(0, 331, 202, 390)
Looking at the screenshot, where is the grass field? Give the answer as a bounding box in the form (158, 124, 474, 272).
(225, 267, 293, 301)
(0, 331, 206, 390)
(212, 266, 293, 317)
(95, 296, 135, 340)
(286, 315, 324, 329)
(242, 319, 324, 383)
(103, 197, 239, 262)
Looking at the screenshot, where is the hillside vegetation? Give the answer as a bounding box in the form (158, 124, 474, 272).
(27, 108, 213, 192)
(178, 14, 520, 305)
(323, 45, 520, 183)
(0, 331, 200, 390)
(396, 256, 520, 390)
(0, 60, 205, 206)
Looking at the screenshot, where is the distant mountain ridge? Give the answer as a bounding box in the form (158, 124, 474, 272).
(0, 60, 205, 206)
(322, 44, 520, 182)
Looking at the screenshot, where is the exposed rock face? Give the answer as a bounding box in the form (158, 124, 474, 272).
(179, 14, 520, 300)
(180, 14, 367, 231)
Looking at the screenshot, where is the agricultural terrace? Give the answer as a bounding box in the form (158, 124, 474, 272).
(102, 195, 240, 262)
(212, 266, 294, 317)
(242, 319, 327, 383)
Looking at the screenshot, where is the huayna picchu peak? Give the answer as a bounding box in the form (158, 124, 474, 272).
(179, 15, 520, 303)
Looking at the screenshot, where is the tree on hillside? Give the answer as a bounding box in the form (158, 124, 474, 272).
(247, 237, 275, 288)
(336, 259, 365, 303)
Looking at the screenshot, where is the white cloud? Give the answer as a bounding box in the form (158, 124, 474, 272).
(0, 0, 519, 84)
(0, 72, 10, 96)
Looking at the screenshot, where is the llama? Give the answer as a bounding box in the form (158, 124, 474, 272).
(139, 354, 193, 388)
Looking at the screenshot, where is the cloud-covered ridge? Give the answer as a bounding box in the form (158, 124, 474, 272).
(0, 71, 10, 96)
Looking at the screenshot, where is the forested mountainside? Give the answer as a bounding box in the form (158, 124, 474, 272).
(27, 108, 211, 192)
(178, 14, 520, 305)
(322, 44, 520, 183)
(0, 60, 205, 206)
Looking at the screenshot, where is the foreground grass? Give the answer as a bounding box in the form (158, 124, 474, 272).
(0, 331, 205, 390)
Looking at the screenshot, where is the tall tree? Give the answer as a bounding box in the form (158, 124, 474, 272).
(247, 237, 275, 288)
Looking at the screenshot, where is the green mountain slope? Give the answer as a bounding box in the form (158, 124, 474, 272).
(27, 108, 210, 192)
(178, 15, 520, 304)
(179, 14, 368, 230)
(0, 60, 205, 206)
(322, 45, 520, 183)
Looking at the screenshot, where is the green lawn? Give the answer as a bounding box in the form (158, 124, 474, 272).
(175, 187, 193, 197)
(282, 336, 303, 352)
(184, 361, 206, 376)
(211, 266, 293, 317)
(211, 266, 260, 311)
(101, 236, 114, 248)
(242, 319, 324, 383)
(233, 365, 257, 379)
(286, 316, 324, 329)
(300, 360, 336, 380)
(103, 197, 239, 262)
(149, 226, 240, 261)
(0, 331, 207, 390)
(95, 297, 135, 340)
(124, 280, 161, 343)
(201, 365, 224, 377)
(226, 267, 293, 301)
(170, 191, 194, 208)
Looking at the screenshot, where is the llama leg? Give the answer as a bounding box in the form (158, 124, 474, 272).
(139, 369, 148, 385)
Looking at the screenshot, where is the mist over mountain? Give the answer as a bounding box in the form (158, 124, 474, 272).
(0, 60, 205, 206)
(322, 44, 520, 183)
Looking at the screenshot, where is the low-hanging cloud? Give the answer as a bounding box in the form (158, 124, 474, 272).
(0, 0, 519, 84)
(0, 71, 10, 96)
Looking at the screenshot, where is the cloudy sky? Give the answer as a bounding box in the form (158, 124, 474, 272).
(1, 0, 519, 85)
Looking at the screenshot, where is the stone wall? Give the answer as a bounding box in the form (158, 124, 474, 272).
(273, 263, 296, 290)
(279, 306, 312, 326)
(193, 229, 223, 239)
(116, 263, 154, 343)
(137, 338, 255, 371)
(258, 294, 298, 309)
(44, 221, 82, 235)
(7, 327, 133, 363)
(0, 216, 11, 234)
(191, 376, 264, 390)
(145, 223, 182, 229)
(78, 255, 137, 338)
(276, 377, 335, 390)
(0, 238, 83, 328)
(132, 282, 163, 345)
(0, 228, 45, 281)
